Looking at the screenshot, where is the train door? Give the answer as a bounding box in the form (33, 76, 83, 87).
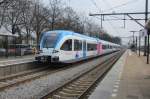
(83, 40, 86, 58)
(98, 43, 103, 54)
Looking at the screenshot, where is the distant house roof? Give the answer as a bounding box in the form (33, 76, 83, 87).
(0, 26, 19, 37)
(0, 26, 36, 38)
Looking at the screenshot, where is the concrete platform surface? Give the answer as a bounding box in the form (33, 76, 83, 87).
(88, 50, 127, 99)
(112, 50, 150, 99)
(0, 55, 34, 66)
(89, 50, 150, 99)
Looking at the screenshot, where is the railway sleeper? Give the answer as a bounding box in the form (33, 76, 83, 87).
(0, 82, 10, 89)
(65, 86, 86, 91)
(79, 77, 95, 80)
(11, 78, 27, 82)
(76, 80, 93, 83)
(61, 88, 83, 94)
(77, 84, 91, 87)
(52, 95, 64, 99)
(69, 84, 88, 89)
(74, 80, 93, 84)
(71, 82, 92, 86)
(73, 80, 93, 84)
(52, 94, 76, 99)
(57, 91, 80, 97)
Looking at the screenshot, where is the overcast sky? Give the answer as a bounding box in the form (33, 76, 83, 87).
(43, 0, 150, 45)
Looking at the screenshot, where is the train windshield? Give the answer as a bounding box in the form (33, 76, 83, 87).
(42, 33, 57, 48)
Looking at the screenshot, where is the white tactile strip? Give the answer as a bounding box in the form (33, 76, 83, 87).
(88, 50, 128, 99)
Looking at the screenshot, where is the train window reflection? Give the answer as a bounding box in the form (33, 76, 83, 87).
(74, 40, 82, 51)
(61, 39, 72, 51)
(87, 43, 96, 51)
(43, 35, 57, 48)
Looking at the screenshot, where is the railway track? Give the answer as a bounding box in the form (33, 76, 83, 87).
(0, 51, 122, 93)
(41, 51, 123, 99)
(0, 62, 81, 91)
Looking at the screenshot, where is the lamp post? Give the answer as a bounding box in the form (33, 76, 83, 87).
(145, 18, 150, 64)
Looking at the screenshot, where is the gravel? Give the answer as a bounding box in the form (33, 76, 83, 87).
(0, 54, 114, 99)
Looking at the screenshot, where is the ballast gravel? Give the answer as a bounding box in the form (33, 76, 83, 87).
(0, 54, 113, 99)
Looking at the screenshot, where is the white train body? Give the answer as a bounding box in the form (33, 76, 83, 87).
(35, 30, 120, 63)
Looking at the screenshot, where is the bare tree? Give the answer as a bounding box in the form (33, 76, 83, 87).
(60, 7, 78, 30)
(31, 1, 51, 48)
(3, 0, 33, 44)
(20, 0, 34, 44)
(0, 0, 122, 47)
(49, 0, 62, 30)
(0, 0, 15, 28)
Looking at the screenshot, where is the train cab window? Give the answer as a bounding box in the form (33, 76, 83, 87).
(74, 40, 82, 51)
(60, 39, 72, 51)
(43, 34, 57, 48)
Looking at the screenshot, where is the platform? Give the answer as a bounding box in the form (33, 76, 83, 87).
(0, 55, 37, 77)
(88, 50, 150, 99)
(0, 55, 34, 67)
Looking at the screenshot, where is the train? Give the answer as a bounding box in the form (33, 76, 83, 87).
(35, 30, 121, 63)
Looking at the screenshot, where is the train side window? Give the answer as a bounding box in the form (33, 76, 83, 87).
(74, 40, 82, 51)
(93, 44, 97, 50)
(60, 39, 72, 51)
(102, 45, 104, 49)
(107, 45, 109, 49)
(102, 45, 106, 49)
(87, 43, 97, 51)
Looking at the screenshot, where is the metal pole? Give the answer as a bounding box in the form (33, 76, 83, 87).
(139, 35, 141, 56)
(144, 0, 148, 56)
(145, 0, 148, 23)
(136, 36, 137, 53)
(144, 37, 147, 56)
(5, 35, 8, 57)
(147, 33, 149, 64)
(101, 15, 103, 28)
(14, 37, 17, 57)
(132, 31, 135, 51)
(133, 32, 135, 44)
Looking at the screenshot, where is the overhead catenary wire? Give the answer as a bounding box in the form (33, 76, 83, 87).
(89, 0, 122, 35)
(89, 0, 102, 13)
(101, 0, 140, 12)
(100, 0, 122, 35)
(105, 16, 120, 35)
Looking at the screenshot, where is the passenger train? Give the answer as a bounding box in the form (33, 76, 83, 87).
(35, 30, 120, 63)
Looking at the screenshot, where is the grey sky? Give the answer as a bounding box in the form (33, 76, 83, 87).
(43, 0, 150, 45)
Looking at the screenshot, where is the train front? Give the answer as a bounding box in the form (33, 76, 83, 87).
(35, 31, 60, 63)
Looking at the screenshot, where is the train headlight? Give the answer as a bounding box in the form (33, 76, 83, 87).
(52, 50, 59, 53)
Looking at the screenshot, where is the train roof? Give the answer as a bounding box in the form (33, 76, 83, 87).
(44, 30, 97, 41)
(43, 30, 120, 46)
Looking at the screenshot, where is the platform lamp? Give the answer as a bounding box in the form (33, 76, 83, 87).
(145, 18, 150, 64)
